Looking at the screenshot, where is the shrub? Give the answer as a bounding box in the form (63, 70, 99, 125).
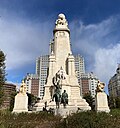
(56, 110, 120, 128)
(0, 110, 61, 128)
(1, 109, 120, 128)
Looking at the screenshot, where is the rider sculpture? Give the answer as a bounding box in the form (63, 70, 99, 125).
(52, 67, 66, 108)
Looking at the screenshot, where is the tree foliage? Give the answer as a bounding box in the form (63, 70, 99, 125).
(9, 92, 17, 111)
(0, 50, 6, 106)
(109, 95, 116, 109)
(115, 96, 120, 108)
(109, 95, 120, 109)
(83, 92, 95, 110)
(27, 93, 37, 110)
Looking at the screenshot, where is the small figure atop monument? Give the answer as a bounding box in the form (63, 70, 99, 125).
(96, 80, 105, 92)
(19, 80, 27, 95)
(58, 14, 65, 19)
(55, 13, 68, 27)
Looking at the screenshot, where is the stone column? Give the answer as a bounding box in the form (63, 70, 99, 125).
(43, 53, 56, 100)
(67, 54, 75, 76)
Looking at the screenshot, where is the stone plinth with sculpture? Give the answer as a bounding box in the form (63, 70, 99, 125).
(34, 14, 91, 115)
(13, 80, 28, 113)
(95, 80, 110, 113)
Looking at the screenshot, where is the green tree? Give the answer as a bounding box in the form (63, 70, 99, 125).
(109, 95, 116, 109)
(83, 92, 95, 110)
(27, 93, 37, 110)
(109, 95, 120, 109)
(9, 92, 17, 111)
(0, 50, 6, 107)
(115, 96, 120, 108)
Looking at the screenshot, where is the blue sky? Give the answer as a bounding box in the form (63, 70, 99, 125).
(1, 0, 120, 93)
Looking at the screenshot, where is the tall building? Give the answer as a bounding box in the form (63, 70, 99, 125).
(74, 54, 85, 95)
(108, 64, 120, 97)
(35, 54, 85, 98)
(24, 74, 39, 97)
(74, 54, 85, 75)
(2, 83, 16, 108)
(80, 73, 89, 96)
(88, 72, 99, 98)
(80, 72, 99, 97)
(36, 55, 49, 98)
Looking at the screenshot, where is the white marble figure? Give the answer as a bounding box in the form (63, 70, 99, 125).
(57, 67, 66, 80)
(19, 80, 27, 95)
(55, 13, 68, 26)
(96, 80, 105, 92)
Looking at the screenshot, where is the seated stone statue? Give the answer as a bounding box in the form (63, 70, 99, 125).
(61, 90, 68, 108)
(19, 80, 27, 95)
(96, 80, 105, 92)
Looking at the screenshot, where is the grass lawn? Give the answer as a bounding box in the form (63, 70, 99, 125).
(0, 109, 120, 128)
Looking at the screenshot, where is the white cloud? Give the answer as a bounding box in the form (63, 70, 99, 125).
(70, 15, 120, 84)
(0, 15, 52, 70)
(70, 15, 120, 55)
(94, 44, 120, 83)
(1, 8, 120, 86)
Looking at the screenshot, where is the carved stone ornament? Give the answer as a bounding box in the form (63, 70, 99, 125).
(55, 13, 68, 26)
(96, 80, 105, 92)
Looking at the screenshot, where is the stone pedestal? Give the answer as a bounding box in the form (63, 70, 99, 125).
(34, 14, 91, 112)
(55, 108, 78, 118)
(95, 92, 110, 113)
(33, 98, 90, 113)
(13, 93, 28, 113)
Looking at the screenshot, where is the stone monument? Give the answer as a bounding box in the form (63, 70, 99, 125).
(13, 80, 28, 113)
(95, 80, 110, 113)
(34, 13, 91, 114)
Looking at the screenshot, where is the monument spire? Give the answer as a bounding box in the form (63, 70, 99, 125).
(35, 13, 91, 113)
(52, 13, 72, 73)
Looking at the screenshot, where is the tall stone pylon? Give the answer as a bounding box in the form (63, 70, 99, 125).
(34, 14, 91, 111)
